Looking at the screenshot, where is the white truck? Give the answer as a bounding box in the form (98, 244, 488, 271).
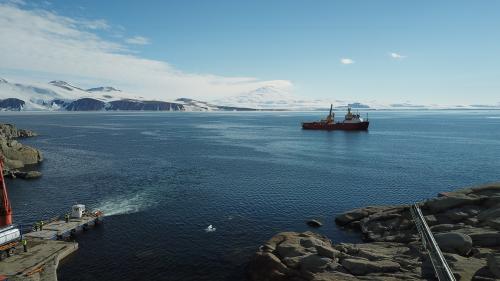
(0, 224, 21, 260)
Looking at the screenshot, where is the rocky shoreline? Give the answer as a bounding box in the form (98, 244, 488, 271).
(247, 183, 500, 281)
(0, 123, 43, 179)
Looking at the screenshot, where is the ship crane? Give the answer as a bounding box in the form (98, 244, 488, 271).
(0, 159, 12, 226)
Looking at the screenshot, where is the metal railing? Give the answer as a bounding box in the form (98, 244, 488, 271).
(410, 204, 456, 281)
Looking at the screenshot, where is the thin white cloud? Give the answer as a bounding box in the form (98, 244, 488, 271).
(340, 58, 355, 65)
(0, 3, 292, 100)
(125, 36, 150, 45)
(390, 52, 406, 59)
(6, 0, 26, 5)
(83, 19, 109, 30)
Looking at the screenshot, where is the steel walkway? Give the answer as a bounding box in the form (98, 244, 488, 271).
(410, 204, 456, 281)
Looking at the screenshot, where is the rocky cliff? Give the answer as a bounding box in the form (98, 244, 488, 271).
(248, 183, 500, 281)
(0, 124, 42, 179)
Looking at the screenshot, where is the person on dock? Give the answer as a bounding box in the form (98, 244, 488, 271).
(65, 213, 69, 223)
(22, 238, 27, 252)
(33, 223, 38, 231)
(39, 220, 44, 231)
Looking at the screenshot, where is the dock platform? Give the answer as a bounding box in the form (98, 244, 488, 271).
(0, 239, 77, 281)
(24, 215, 101, 241)
(0, 212, 102, 281)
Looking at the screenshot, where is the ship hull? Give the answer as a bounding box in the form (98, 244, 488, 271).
(302, 121, 369, 131)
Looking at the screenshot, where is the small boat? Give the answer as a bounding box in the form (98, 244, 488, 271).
(302, 105, 369, 131)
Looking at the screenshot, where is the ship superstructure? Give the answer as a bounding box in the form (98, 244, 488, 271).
(302, 105, 369, 131)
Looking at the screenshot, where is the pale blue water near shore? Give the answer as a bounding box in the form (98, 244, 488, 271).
(3, 110, 500, 281)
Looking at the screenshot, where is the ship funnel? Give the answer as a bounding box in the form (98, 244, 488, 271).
(0, 159, 12, 226)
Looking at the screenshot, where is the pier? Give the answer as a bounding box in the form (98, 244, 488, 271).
(0, 209, 102, 281)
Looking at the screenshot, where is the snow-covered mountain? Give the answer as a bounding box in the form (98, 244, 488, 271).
(0, 78, 498, 111)
(213, 85, 500, 110)
(175, 98, 256, 111)
(212, 85, 372, 110)
(0, 78, 184, 111)
(0, 78, 257, 111)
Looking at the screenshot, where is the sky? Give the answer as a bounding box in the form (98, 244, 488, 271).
(0, 0, 499, 105)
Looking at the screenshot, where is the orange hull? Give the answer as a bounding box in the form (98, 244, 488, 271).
(302, 121, 369, 131)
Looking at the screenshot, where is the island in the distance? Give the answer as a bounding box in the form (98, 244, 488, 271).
(247, 183, 500, 281)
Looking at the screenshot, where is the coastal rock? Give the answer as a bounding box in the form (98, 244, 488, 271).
(430, 223, 462, 232)
(477, 207, 500, 223)
(434, 232, 472, 256)
(469, 232, 500, 247)
(300, 254, 333, 273)
(0, 124, 37, 138)
(0, 123, 42, 177)
(341, 258, 400, 275)
(248, 232, 420, 281)
(423, 194, 478, 213)
(487, 253, 500, 278)
(0, 139, 43, 166)
(249, 183, 500, 281)
(311, 271, 359, 281)
(315, 245, 340, 259)
(14, 170, 43, 179)
(335, 206, 394, 226)
(247, 252, 289, 281)
(307, 219, 323, 228)
(444, 253, 490, 281)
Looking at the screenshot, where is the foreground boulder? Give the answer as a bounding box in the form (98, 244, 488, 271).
(434, 232, 472, 256)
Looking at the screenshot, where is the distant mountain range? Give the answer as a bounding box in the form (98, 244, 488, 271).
(0, 78, 258, 111)
(0, 78, 498, 111)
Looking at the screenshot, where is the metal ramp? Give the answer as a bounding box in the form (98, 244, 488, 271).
(410, 204, 456, 281)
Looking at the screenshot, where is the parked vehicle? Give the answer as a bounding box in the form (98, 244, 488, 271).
(0, 224, 21, 260)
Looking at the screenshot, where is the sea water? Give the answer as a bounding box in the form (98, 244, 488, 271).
(3, 110, 500, 280)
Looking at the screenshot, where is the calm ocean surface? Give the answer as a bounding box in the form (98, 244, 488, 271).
(3, 110, 500, 280)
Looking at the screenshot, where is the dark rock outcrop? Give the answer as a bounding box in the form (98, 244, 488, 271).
(62, 98, 185, 111)
(307, 219, 323, 228)
(66, 98, 106, 111)
(49, 80, 85, 91)
(86, 86, 121, 92)
(108, 99, 184, 111)
(0, 98, 25, 111)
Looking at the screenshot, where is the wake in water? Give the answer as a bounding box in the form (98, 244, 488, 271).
(92, 192, 155, 217)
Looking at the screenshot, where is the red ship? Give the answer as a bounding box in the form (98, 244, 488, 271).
(302, 105, 369, 131)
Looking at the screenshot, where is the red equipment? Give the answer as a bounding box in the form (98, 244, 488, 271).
(0, 159, 12, 226)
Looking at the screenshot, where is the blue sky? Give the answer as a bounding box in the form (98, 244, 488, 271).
(1, 0, 499, 105)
